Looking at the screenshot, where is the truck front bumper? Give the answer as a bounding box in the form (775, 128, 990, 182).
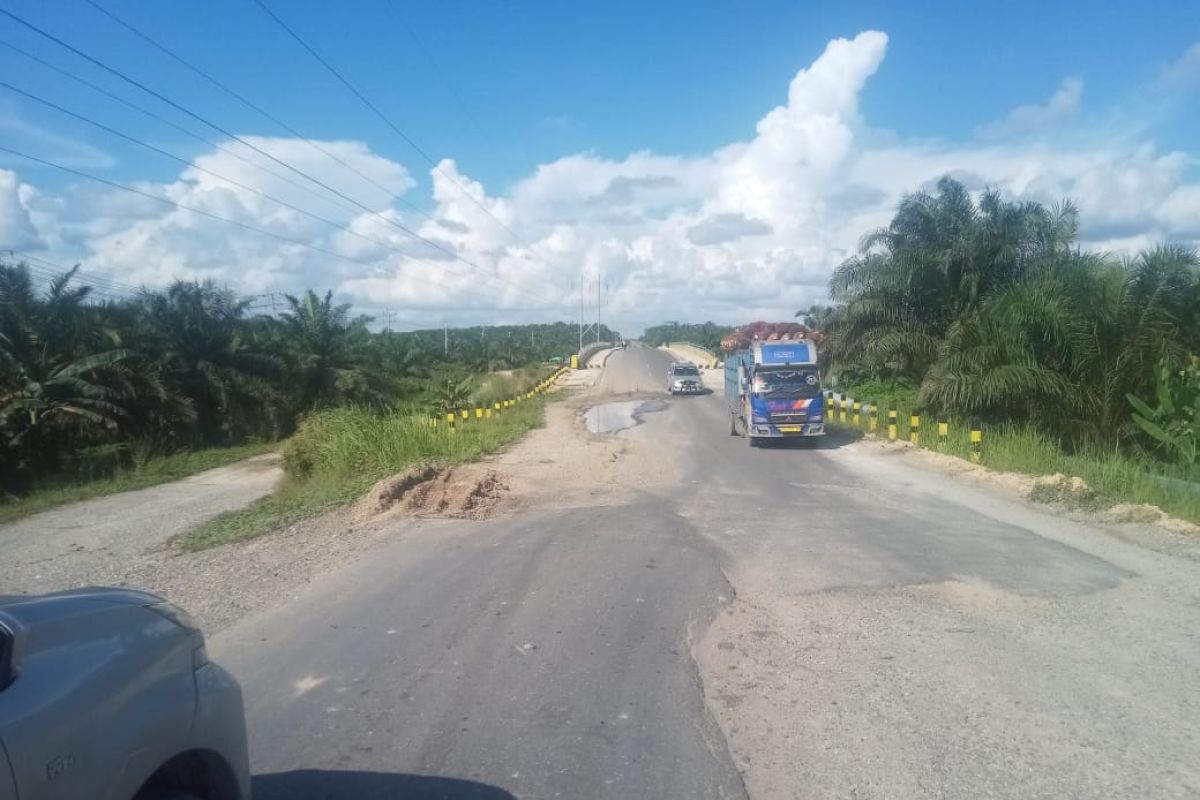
(750, 423, 825, 437)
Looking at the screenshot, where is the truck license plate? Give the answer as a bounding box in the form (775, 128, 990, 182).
(777, 425, 802, 433)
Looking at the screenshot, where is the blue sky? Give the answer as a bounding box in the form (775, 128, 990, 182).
(0, 1, 1198, 331)
(6, 0, 1197, 191)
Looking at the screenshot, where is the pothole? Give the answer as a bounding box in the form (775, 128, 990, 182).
(582, 399, 666, 434)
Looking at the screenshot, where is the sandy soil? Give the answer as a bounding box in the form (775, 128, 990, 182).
(8, 362, 677, 634)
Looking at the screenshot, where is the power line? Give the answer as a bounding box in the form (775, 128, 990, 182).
(0, 145, 410, 275)
(0, 7, 562, 307)
(386, 0, 495, 151)
(8, 256, 140, 300)
(0, 147, 562, 316)
(81, 0, 432, 220)
(0, 79, 532, 301)
(0, 38, 365, 220)
(12, 251, 143, 293)
(251, 0, 537, 253)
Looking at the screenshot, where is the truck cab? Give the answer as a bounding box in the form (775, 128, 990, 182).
(724, 337, 824, 444)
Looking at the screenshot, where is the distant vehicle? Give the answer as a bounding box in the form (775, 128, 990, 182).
(725, 335, 825, 445)
(0, 588, 250, 800)
(667, 361, 704, 394)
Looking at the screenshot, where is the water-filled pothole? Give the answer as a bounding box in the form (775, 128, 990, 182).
(582, 399, 666, 434)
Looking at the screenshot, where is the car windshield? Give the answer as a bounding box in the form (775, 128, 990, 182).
(673, 367, 700, 376)
(753, 369, 819, 396)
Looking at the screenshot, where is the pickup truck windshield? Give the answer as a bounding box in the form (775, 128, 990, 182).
(753, 369, 819, 396)
(672, 367, 700, 377)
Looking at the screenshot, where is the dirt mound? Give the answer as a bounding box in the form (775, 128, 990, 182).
(1028, 473, 1098, 508)
(352, 464, 439, 521)
(352, 465, 507, 522)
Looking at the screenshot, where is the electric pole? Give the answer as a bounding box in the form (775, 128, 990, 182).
(596, 274, 601, 345)
(444, 323, 449, 355)
(578, 278, 584, 353)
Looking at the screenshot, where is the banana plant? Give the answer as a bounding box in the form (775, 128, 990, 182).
(1127, 357, 1200, 468)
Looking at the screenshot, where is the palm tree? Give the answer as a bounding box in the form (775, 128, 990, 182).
(279, 289, 386, 410)
(919, 245, 1199, 446)
(825, 177, 1077, 384)
(132, 281, 280, 446)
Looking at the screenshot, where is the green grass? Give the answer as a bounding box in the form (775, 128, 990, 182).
(178, 398, 547, 552)
(470, 365, 554, 408)
(0, 441, 276, 525)
(830, 388, 1200, 527)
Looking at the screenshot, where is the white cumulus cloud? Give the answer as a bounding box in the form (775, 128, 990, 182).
(5, 32, 1200, 334)
(977, 77, 1084, 139)
(0, 170, 42, 251)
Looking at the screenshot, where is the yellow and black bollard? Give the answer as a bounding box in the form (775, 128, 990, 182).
(840, 398, 848, 423)
(494, 401, 502, 416)
(852, 401, 861, 427)
(938, 418, 949, 448)
(475, 407, 483, 420)
(910, 413, 920, 446)
(868, 404, 878, 433)
(970, 424, 983, 463)
(461, 409, 469, 423)
(446, 412, 457, 433)
(887, 408, 898, 441)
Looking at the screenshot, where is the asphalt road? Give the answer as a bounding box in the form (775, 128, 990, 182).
(215, 345, 1200, 799)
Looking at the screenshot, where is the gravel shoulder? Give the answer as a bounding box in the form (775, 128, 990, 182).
(0, 453, 282, 596)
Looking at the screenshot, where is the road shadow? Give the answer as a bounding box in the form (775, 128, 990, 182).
(751, 427, 861, 450)
(252, 770, 517, 800)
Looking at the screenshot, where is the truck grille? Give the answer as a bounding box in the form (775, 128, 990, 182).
(770, 412, 808, 424)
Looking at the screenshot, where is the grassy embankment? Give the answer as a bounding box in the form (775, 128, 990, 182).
(0, 442, 276, 526)
(830, 380, 1200, 526)
(178, 369, 559, 552)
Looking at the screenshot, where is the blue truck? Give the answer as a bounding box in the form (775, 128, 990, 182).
(725, 338, 825, 445)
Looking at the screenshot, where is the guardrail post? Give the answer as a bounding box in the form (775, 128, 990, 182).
(971, 423, 983, 463)
(475, 407, 483, 420)
(494, 401, 502, 417)
(938, 418, 949, 448)
(446, 412, 456, 433)
(839, 398, 848, 423)
(888, 408, 898, 441)
(461, 409, 469, 423)
(910, 413, 920, 446)
(852, 401, 861, 427)
(868, 404, 878, 433)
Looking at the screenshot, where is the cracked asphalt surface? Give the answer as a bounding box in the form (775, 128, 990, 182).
(207, 345, 1199, 799)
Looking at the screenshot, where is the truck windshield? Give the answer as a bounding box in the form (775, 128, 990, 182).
(673, 367, 700, 376)
(753, 369, 819, 396)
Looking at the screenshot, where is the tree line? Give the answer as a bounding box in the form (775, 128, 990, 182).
(0, 261, 601, 494)
(819, 176, 1200, 467)
(641, 322, 732, 353)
